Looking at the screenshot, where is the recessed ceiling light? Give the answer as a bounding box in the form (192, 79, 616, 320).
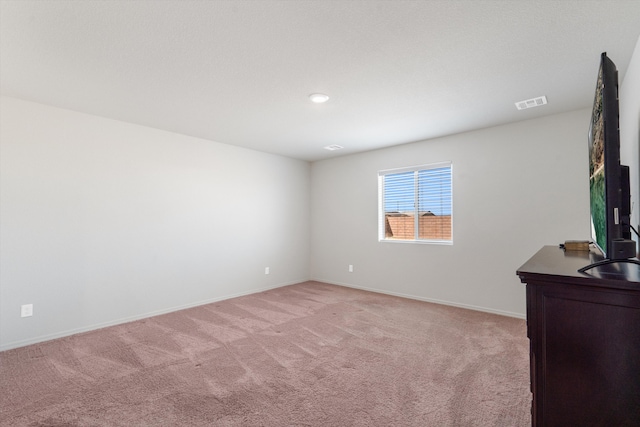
(309, 93, 330, 103)
(515, 96, 547, 110)
(324, 144, 343, 151)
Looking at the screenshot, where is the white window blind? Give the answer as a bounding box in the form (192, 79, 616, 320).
(378, 162, 452, 243)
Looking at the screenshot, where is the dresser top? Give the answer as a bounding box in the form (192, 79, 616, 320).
(517, 245, 640, 290)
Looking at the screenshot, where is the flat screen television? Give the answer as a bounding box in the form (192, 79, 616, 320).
(584, 52, 636, 269)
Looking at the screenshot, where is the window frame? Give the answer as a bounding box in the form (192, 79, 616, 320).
(378, 161, 453, 245)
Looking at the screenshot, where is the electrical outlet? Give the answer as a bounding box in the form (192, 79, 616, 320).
(265, 267, 270, 275)
(348, 264, 354, 273)
(21, 304, 33, 318)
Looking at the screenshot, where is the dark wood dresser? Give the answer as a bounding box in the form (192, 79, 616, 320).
(517, 246, 640, 426)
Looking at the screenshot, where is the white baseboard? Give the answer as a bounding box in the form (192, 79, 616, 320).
(0, 279, 303, 352)
(311, 278, 526, 320)
(1, 277, 525, 352)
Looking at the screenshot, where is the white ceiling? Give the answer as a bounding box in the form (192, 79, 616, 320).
(2, 1, 640, 162)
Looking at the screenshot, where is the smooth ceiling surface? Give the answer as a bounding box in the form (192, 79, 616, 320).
(2, 0, 640, 161)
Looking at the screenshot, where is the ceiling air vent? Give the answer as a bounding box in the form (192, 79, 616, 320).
(515, 96, 547, 110)
(324, 145, 344, 151)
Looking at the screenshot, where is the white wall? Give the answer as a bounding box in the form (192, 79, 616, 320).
(310, 109, 591, 317)
(620, 35, 640, 236)
(0, 97, 311, 350)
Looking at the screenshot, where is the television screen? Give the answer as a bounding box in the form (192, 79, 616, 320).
(588, 52, 634, 260)
(588, 61, 607, 254)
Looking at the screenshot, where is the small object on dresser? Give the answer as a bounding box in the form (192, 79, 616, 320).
(563, 240, 590, 251)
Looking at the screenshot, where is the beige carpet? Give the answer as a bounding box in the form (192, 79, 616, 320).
(0, 281, 531, 426)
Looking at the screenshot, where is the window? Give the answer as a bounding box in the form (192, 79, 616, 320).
(378, 162, 452, 243)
